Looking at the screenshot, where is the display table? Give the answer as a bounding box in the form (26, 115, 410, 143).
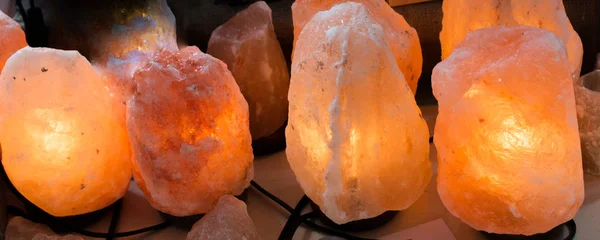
(7, 105, 598, 239)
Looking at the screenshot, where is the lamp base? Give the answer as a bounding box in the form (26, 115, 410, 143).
(481, 220, 576, 240)
(159, 188, 249, 229)
(252, 123, 286, 156)
(308, 200, 398, 232)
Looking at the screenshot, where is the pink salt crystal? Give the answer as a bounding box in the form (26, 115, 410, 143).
(128, 46, 254, 216)
(208, 1, 289, 140)
(186, 195, 260, 240)
(5, 217, 84, 240)
(440, 0, 583, 77)
(292, 0, 422, 94)
(287, 2, 430, 224)
(433, 26, 583, 235)
(0, 11, 27, 71)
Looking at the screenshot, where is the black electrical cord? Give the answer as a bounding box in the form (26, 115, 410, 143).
(106, 199, 123, 240)
(251, 180, 374, 240)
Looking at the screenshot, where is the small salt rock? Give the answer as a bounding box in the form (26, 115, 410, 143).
(186, 195, 260, 240)
(5, 217, 83, 240)
(208, 1, 289, 140)
(0, 11, 27, 71)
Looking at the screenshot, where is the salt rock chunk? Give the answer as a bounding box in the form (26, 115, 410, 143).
(292, 0, 422, 94)
(0, 47, 132, 217)
(50, 0, 178, 103)
(440, 0, 583, 77)
(186, 195, 260, 240)
(287, 2, 431, 224)
(0, 11, 27, 71)
(575, 70, 600, 175)
(208, 1, 289, 140)
(128, 46, 254, 216)
(433, 26, 583, 235)
(5, 217, 83, 240)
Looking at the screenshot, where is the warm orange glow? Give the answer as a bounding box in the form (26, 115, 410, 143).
(433, 26, 583, 235)
(0, 47, 132, 217)
(127, 46, 253, 216)
(0, 11, 27, 71)
(440, 0, 582, 77)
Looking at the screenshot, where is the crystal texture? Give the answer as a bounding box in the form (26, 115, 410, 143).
(286, 2, 431, 224)
(208, 1, 289, 140)
(440, 0, 583, 77)
(186, 195, 260, 240)
(0, 11, 27, 71)
(575, 70, 600, 175)
(5, 217, 84, 240)
(0, 47, 132, 217)
(292, 0, 422, 94)
(433, 26, 584, 235)
(128, 46, 254, 216)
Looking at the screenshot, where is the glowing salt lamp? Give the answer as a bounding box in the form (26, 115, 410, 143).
(127, 46, 253, 216)
(0, 10, 27, 71)
(440, 0, 583, 77)
(433, 26, 583, 235)
(287, 2, 430, 224)
(292, 0, 422, 94)
(0, 47, 132, 217)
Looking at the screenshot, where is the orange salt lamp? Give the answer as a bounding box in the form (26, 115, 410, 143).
(0, 11, 27, 71)
(292, 0, 422, 94)
(287, 2, 430, 224)
(127, 46, 253, 216)
(0, 47, 132, 217)
(440, 0, 583, 77)
(433, 26, 583, 235)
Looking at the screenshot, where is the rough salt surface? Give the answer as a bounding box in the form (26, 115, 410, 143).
(208, 1, 289, 140)
(440, 0, 583, 77)
(186, 195, 260, 240)
(0, 11, 27, 71)
(433, 26, 583, 235)
(128, 46, 254, 216)
(575, 70, 600, 175)
(0, 47, 132, 217)
(287, 2, 431, 224)
(292, 0, 422, 94)
(5, 217, 83, 240)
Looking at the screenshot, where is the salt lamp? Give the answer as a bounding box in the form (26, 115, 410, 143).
(433, 26, 584, 235)
(287, 2, 431, 224)
(440, 0, 583, 77)
(292, 0, 422, 94)
(47, 0, 177, 102)
(208, 1, 289, 140)
(186, 195, 259, 240)
(0, 11, 27, 71)
(575, 70, 600, 175)
(127, 46, 253, 216)
(0, 47, 132, 217)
